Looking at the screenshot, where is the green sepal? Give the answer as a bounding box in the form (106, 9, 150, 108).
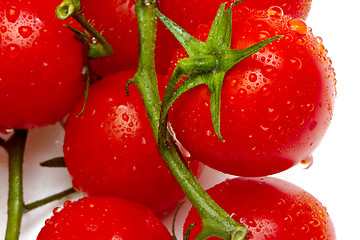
(155, 9, 205, 56)
(40, 157, 66, 168)
(56, 0, 113, 58)
(157, 2, 283, 141)
(184, 223, 197, 240)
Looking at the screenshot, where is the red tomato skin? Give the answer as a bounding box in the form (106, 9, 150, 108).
(79, 0, 312, 76)
(184, 177, 336, 240)
(156, 0, 312, 74)
(80, 0, 138, 77)
(37, 196, 173, 240)
(168, 8, 336, 177)
(0, 0, 85, 130)
(63, 70, 202, 215)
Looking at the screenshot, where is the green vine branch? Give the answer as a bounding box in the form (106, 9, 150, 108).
(5, 130, 27, 240)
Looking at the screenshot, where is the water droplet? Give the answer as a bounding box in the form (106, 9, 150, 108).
(6, 6, 20, 23)
(318, 43, 325, 53)
(301, 224, 310, 233)
(260, 125, 272, 140)
(237, 88, 247, 97)
(263, 66, 277, 78)
(277, 199, 286, 208)
(289, 57, 302, 70)
(122, 113, 129, 122)
(245, 219, 257, 228)
(7, 43, 20, 57)
(316, 36, 323, 44)
(18, 26, 33, 38)
(0, 128, 14, 134)
(309, 218, 321, 228)
(288, 19, 308, 35)
(53, 207, 62, 215)
(259, 85, 271, 96)
(266, 107, 279, 121)
(283, 214, 293, 224)
(267, 6, 284, 17)
(283, 34, 294, 42)
(249, 73, 258, 82)
(63, 200, 71, 207)
(1, 26, 7, 33)
(285, 100, 295, 111)
(296, 37, 307, 45)
(258, 31, 270, 40)
(298, 155, 314, 169)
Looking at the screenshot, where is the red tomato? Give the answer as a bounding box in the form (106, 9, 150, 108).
(37, 196, 173, 240)
(0, 0, 85, 130)
(168, 7, 336, 177)
(63, 70, 202, 215)
(156, 0, 312, 74)
(80, 0, 138, 77)
(79, 0, 312, 76)
(184, 177, 336, 239)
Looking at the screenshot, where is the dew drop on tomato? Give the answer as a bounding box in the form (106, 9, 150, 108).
(7, 43, 20, 57)
(249, 72, 258, 82)
(18, 25, 33, 38)
(288, 19, 308, 35)
(259, 84, 271, 96)
(298, 155, 314, 169)
(267, 6, 284, 18)
(289, 57, 302, 70)
(0, 128, 14, 135)
(6, 5, 20, 23)
(266, 107, 280, 122)
(309, 218, 321, 228)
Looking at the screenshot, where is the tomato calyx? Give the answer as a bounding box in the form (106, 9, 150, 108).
(55, 0, 114, 58)
(156, 1, 283, 141)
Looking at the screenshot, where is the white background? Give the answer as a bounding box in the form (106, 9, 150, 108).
(1, 0, 360, 239)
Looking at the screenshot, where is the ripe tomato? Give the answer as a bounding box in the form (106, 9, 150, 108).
(37, 196, 173, 239)
(184, 177, 336, 239)
(168, 7, 336, 177)
(156, 0, 312, 74)
(79, 0, 312, 76)
(0, 0, 85, 130)
(80, 0, 138, 77)
(63, 70, 202, 215)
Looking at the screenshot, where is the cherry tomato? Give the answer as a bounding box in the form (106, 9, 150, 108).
(168, 7, 336, 177)
(184, 177, 336, 239)
(63, 70, 202, 215)
(156, 0, 312, 74)
(79, 0, 312, 76)
(0, 0, 85, 130)
(80, 0, 138, 77)
(37, 196, 173, 240)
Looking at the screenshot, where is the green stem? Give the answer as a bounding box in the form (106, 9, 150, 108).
(55, 0, 113, 58)
(24, 188, 77, 213)
(127, 0, 161, 140)
(134, 0, 248, 239)
(158, 103, 247, 240)
(5, 130, 28, 240)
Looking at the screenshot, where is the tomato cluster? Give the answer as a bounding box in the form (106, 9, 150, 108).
(0, 0, 338, 239)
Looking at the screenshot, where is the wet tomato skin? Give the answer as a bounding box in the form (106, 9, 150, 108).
(184, 177, 336, 240)
(63, 70, 202, 215)
(156, 0, 312, 74)
(0, 0, 85, 130)
(37, 196, 173, 240)
(80, 0, 138, 77)
(168, 8, 336, 177)
(79, 0, 312, 76)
